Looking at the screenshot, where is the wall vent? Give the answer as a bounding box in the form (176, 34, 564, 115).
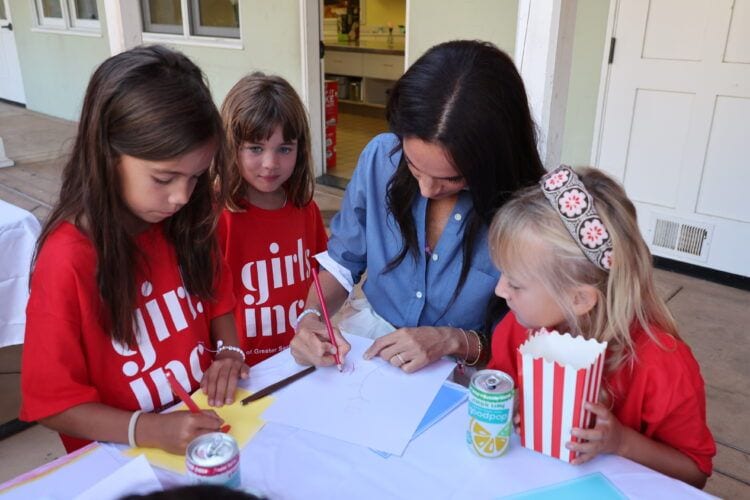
(647, 215, 712, 261)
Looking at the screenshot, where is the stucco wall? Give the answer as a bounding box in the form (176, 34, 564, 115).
(406, 0, 517, 64)
(10, 0, 110, 121)
(560, 0, 610, 167)
(10, 0, 305, 121)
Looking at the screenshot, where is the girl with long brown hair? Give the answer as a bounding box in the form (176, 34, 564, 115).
(218, 72, 328, 366)
(20, 45, 247, 454)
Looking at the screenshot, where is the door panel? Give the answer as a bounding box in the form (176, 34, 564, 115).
(597, 0, 750, 276)
(642, 0, 710, 61)
(724, 0, 750, 63)
(624, 89, 694, 208)
(697, 96, 750, 223)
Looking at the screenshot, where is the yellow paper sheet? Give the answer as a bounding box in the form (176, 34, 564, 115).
(123, 388, 272, 473)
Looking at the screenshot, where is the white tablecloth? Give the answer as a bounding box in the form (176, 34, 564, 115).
(0, 407, 713, 500)
(0, 200, 40, 347)
(0, 348, 715, 500)
(232, 405, 712, 500)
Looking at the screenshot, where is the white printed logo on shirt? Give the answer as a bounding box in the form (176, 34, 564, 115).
(111, 281, 207, 412)
(240, 238, 312, 337)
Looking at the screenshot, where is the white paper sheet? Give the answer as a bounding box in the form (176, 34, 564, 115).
(75, 454, 162, 500)
(261, 334, 455, 456)
(0, 444, 126, 500)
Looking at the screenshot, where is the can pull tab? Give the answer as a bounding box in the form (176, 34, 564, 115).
(486, 375, 500, 391)
(206, 434, 224, 458)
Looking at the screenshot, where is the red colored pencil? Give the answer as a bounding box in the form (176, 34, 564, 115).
(311, 267, 343, 371)
(165, 368, 230, 433)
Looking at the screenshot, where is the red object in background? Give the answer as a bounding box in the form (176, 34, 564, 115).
(324, 80, 338, 169)
(325, 126, 336, 170)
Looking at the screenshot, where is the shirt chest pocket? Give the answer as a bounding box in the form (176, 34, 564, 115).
(432, 264, 498, 325)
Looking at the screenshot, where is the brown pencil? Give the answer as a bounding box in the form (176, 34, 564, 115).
(241, 365, 316, 405)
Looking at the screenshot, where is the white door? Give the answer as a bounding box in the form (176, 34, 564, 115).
(0, 0, 26, 104)
(302, 1, 324, 177)
(595, 0, 750, 277)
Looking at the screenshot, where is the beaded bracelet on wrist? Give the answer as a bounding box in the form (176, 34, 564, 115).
(216, 340, 246, 363)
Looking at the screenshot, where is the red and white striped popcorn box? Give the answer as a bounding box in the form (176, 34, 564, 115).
(516, 328, 607, 462)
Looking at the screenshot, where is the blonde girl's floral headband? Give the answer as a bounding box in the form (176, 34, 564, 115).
(540, 166, 613, 271)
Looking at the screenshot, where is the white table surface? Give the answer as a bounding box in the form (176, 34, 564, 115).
(0, 360, 714, 500)
(0, 406, 713, 500)
(0, 200, 40, 348)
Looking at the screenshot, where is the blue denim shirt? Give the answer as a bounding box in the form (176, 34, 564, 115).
(327, 133, 499, 331)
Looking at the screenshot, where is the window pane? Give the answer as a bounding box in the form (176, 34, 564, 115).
(74, 0, 99, 20)
(41, 0, 63, 18)
(144, 0, 183, 34)
(150, 0, 182, 24)
(0, 2, 6, 21)
(197, 0, 239, 29)
(191, 0, 239, 38)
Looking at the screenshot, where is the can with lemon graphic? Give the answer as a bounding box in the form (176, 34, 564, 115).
(467, 369, 514, 457)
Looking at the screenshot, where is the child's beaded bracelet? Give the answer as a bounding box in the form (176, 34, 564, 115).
(216, 340, 246, 363)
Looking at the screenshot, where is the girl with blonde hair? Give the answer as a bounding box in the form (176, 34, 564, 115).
(487, 166, 715, 488)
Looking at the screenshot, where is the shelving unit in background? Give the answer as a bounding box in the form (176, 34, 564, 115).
(324, 47, 404, 109)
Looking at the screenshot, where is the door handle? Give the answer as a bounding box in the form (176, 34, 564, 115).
(1, 23, 12, 31)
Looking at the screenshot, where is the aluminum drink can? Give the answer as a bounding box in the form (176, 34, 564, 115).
(186, 432, 241, 488)
(467, 369, 514, 457)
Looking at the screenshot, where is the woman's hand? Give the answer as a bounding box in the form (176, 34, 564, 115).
(290, 314, 351, 367)
(362, 326, 460, 373)
(566, 402, 625, 465)
(201, 352, 248, 407)
(140, 410, 224, 455)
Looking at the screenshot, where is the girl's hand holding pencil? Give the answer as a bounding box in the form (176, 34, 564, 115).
(138, 408, 225, 455)
(134, 369, 227, 454)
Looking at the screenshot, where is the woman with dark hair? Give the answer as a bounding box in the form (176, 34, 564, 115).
(291, 40, 545, 372)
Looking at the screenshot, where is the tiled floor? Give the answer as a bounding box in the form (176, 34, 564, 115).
(328, 109, 389, 180)
(0, 102, 748, 497)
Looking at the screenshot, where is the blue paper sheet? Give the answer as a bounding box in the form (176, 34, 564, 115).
(370, 380, 468, 458)
(500, 472, 627, 500)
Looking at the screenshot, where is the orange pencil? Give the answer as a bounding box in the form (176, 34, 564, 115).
(165, 368, 230, 433)
(311, 267, 343, 372)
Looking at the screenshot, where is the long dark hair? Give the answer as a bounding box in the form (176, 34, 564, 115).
(221, 72, 315, 210)
(385, 40, 545, 298)
(32, 45, 227, 346)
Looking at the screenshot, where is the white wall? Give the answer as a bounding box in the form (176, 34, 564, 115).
(156, 0, 305, 107)
(406, 0, 518, 64)
(560, 0, 610, 167)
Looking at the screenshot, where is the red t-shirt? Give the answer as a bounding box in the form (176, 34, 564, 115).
(488, 312, 716, 475)
(218, 200, 328, 365)
(20, 222, 235, 452)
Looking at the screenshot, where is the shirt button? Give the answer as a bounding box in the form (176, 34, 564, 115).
(454, 213, 462, 221)
(416, 291, 423, 299)
(432, 253, 438, 261)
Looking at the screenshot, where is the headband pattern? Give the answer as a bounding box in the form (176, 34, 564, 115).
(540, 166, 613, 271)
